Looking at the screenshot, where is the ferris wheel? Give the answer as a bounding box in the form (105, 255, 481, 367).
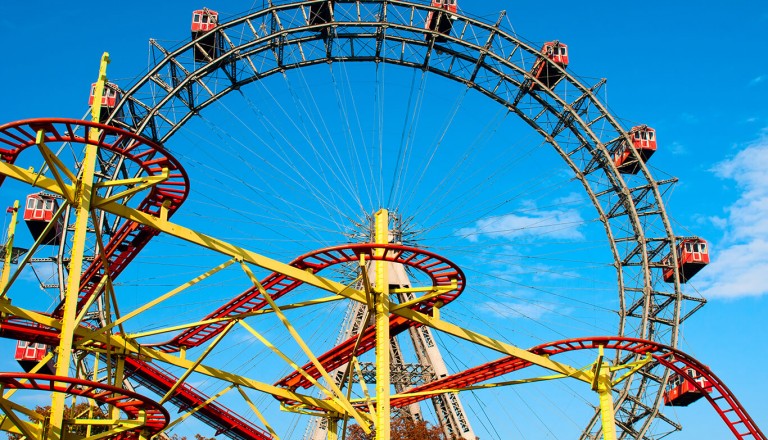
(0, 1, 764, 439)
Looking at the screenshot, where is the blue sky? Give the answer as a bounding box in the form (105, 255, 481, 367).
(1, 1, 767, 439)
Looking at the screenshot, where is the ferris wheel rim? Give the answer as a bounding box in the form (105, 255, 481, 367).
(0, 2, 695, 438)
(104, 3, 685, 435)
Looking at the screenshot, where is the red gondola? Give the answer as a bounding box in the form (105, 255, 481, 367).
(88, 82, 122, 123)
(309, 0, 334, 26)
(191, 8, 219, 62)
(530, 41, 568, 90)
(23, 194, 63, 245)
(664, 368, 714, 407)
(662, 238, 710, 283)
(425, 0, 458, 42)
(14, 340, 55, 374)
(613, 125, 657, 174)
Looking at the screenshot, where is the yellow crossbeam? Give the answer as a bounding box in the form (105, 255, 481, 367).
(239, 262, 370, 432)
(236, 386, 281, 440)
(160, 385, 234, 434)
(159, 320, 236, 405)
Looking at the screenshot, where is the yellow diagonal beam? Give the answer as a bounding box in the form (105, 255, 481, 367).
(159, 320, 237, 405)
(126, 294, 343, 340)
(92, 168, 169, 208)
(352, 357, 376, 418)
(0, 160, 594, 384)
(0, 200, 66, 300)
(236, 385, 280, 440)
(389, 283, 455, 313)
(610, 353, 652, 386)
(35, 131, 76, 202)
(160, 385, 234, 434)
(0, 396, 43, 439)
(96, 258, 237, 336)
(89, 209, 123, 337)
(238, 320, 338, 404)
(239, 262, 370, 432)
(2, 350, 54, 399)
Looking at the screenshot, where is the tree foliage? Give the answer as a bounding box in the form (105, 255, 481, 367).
(346, 414, 446, 440)
(7, 402, 109, 439)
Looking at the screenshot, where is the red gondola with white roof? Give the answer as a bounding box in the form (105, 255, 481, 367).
(23, 194, 63, 245)
(425, 0, 458, 42)
(88, 82, 122, 123)
(14, 340, 55, 374)
(664, 368, 714, 406)
(191, 8, 219, 62)
(530, 41, 569, 91)
(614, 125, 657, 174)
(662, 238, 710, 283)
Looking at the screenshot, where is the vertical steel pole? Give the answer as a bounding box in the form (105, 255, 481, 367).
(374, 209, 390, 440)
(48, 52, 111, 439)
(327, 417, 339, 440)
(0, 200, 19, 293)
(597, 363, 617, 440)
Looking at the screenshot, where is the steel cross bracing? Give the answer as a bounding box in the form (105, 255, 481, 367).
(93, 1, 693, 437)
(0, 120, 265, 438)
(309, 258, 476, 440)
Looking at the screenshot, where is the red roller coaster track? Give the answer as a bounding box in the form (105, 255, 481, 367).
(0, 373, 169, 439)
(1, 118, 764, 439)
(0, 119, 271, 439)
(388, 337, 766, 440)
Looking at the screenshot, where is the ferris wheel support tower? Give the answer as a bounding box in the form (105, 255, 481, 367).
(310, 211, 476, 440)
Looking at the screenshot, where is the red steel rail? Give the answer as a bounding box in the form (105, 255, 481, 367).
(0, 373, 169, 439)
(388, 337, 766, 440)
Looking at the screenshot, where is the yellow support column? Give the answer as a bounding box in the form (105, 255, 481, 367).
(593, 347, 617, 440)
(49, 52, 111, 439)
(1, 200, 19, 293)
(327, 417, 339, 440)
(373, 209, 390, 440)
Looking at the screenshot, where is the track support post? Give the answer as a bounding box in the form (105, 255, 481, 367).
(592, 346, 617, 440)
(1, 200, 19, 294)
(374, 209, 390, 440)
(48, 52, 111, 439)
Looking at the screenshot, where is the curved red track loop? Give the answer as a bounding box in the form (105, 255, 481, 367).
(151, 243, 465, 352)
(0, 373, 169, 439)
(387, 337, 764, 440)
(0, 118, 190, 316)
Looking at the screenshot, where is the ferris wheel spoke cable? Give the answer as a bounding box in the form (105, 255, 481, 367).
(198, 107, 350, 240)
(402, 88, 468, 215)
(241, 66, 368, 220)
(282, 70, 370, 218)
(387, 68, 428, 209)
(326, 63, 379, 211)
(413, 140, 562, 234)
(331, 37, 381, 208)
(412, 107, 513, 225)
(462, 266, 616, 316)
(182, 119, 345, 247)
(232, 88, 361, 227)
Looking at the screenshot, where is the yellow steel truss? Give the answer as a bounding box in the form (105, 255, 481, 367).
(0, 55, 659, 440)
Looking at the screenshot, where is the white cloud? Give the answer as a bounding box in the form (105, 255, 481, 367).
(669, 141, 689, 156)
(698, 133, 768, 299)
(748, 75, 766, 87)
(456, 195, 585, 243)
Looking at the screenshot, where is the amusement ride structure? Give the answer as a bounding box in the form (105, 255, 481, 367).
(0, 1, 764, 439)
